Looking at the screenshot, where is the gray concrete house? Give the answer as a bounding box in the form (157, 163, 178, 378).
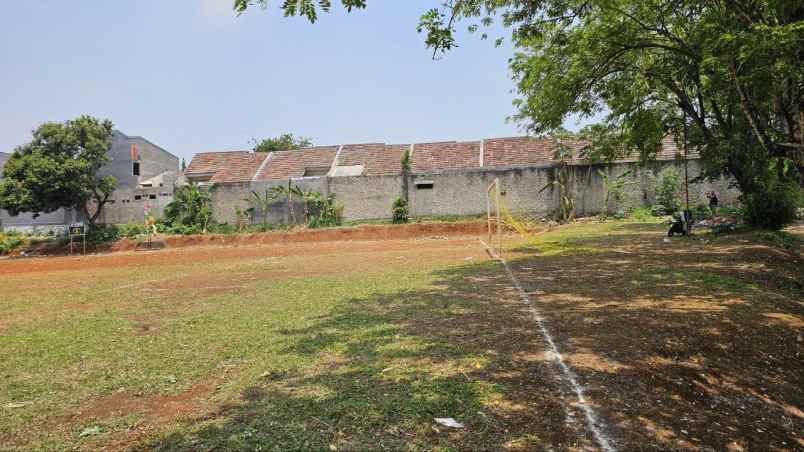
(186, 136, 739, 226)
(0, 131, 180, 232)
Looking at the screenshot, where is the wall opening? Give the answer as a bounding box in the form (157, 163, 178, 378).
(415, 180, 434, 190)
(133, 162, 141, 176)
(304, 167, 330, 177)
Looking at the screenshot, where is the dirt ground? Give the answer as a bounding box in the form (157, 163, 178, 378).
(500, 223, 804, 450)
(1, 221, 802, 451)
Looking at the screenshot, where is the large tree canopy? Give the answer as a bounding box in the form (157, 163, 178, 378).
(236, 0, 803, 227)
(0, 116, 117, 227)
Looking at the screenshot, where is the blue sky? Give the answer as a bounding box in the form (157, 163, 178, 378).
(0, 1, 591, 163)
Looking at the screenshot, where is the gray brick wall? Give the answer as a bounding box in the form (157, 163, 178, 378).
(204, 159, 741, 226)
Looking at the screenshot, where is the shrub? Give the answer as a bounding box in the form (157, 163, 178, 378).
(692, 204, 712, 220)
(650, 204, 667, 217)
(118, 223, 147, 239)
(742, 173, 798, 230)
(85, 224, 121, 245)
(163, 184, 213, 233)
(305, 192, 342, 229)
(630, 207, 653, 222)
(655, 168, 681, 214)
(210, 222, 236, 235)
(392, 197, 409, 224)
(0, 232, 26, 255)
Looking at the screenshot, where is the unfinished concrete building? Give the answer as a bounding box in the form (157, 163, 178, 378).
(0, 131, 179, 232)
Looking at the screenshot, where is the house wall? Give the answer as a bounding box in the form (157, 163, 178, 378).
(0, 133, 180, 231)
(101, 132, 179, 189)
(329, 175, 402, 220)
(204, 158, 739, 226)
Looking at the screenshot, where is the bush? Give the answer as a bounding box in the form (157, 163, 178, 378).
(163, 184, 213, 233)
(85, 224, 121, 245)
(742, 174, 799, 230)
(655, 168, 681, 214)
(692, 204, 712, 220)
(630, 207, 653, 222)
(305, 192, 342, 229)
(650, 204, 667, 217)
(209, 222, 236, 235)
(118, 223, 147, 239)
(392, 197, 409, 224)
(0, 232, 26, 255)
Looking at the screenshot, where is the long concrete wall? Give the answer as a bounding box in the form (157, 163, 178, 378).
(206, 158, 739, 226)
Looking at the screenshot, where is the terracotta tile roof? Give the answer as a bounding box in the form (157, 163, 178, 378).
(336, 144, 406, 176)
(189, 135, 698, 184)
(483, 137, 554, 167)
(186, 151, 267, 183)
(412, 141, 481, 172)
(254, 146, 339, 181)
(657, 135, 699, 159)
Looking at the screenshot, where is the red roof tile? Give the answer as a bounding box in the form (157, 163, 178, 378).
(411, 141, 480, 172)
(186, 151, 267, 183)
(483, 137, 554, 167)
(254, 146, 338, 181)
(336, 144, 406, 176)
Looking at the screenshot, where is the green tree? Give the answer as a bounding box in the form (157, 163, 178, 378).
(235, 0, 803, 227)
(252, 133, 312, 153)
(656, 168, 682, 215)
(163, 183, 213, 234)
(400, 148, 411, 202)
(0, 116, 117, 229)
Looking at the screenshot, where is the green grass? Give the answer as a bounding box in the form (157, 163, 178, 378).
(3, 217, 801, 450)
(0, 246, 513, 450)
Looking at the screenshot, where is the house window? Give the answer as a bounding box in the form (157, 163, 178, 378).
(149, 194, 157, 199)
(108, 200, 116, 204)
(134, 195, 142, 201)
(160, 192, 170, 197)
(133, 162, 140, 176)
(415, 180, 434, 190)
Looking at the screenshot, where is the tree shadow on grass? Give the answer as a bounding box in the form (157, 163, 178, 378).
(143, 261, 587, 451)
(142, 225, 803, 451)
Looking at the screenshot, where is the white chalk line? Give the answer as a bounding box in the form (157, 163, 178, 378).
(480, 239, 616, 452)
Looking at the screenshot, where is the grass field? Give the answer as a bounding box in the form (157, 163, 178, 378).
(1, 221, 802, 450)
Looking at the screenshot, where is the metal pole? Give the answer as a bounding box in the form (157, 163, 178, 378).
(683, 113, 691, 234)
(495, 177, 502, 257)
(486, 185, 492, 243)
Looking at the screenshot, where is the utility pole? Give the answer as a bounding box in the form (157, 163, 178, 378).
(683, 113, 690, 212)
(683, 112, 692, 235)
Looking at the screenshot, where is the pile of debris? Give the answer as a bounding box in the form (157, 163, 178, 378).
(694, 214, 740, 233)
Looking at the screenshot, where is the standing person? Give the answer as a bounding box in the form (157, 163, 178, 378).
(708, 191, 719, 213)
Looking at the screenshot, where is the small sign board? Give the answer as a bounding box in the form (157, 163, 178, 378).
(69, 223, 85, 236)
(69, 222, 86, 255)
